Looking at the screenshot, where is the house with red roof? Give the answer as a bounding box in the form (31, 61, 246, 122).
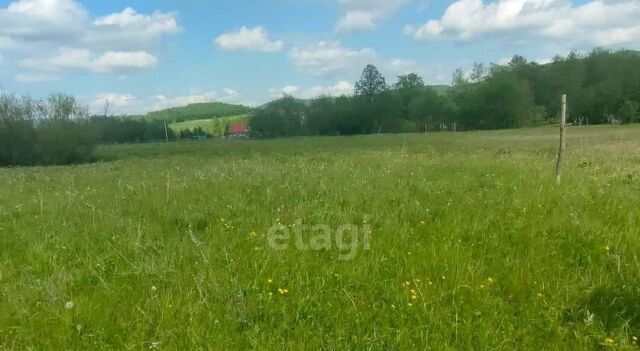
(227, 122, 249, 137)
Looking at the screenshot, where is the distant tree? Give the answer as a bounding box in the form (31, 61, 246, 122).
(617, 100, 639, 123)
(452, 68, 467, 87)
(1, 92, 97, 166)
(408, 87, 455, 128)
(470, 63, 487, 83)
(249, 96, 305, 138)
(508, 55, 528, 70)
(394, 73, 425, 90)
(355, 64, 388, 99)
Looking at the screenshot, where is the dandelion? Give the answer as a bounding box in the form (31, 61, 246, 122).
(278, 288, 289, 295)
(487, 277, 495, 283)
(268, 279, 273, 284)
(151, 286, 157, 292)
(603, 338, 616, 346)
(408, 303, 414, 307)
(64, 301, 75, 310)
(536, 293, 544, 298)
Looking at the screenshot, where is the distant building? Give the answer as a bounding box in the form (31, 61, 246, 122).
(227, 122, 249, 137)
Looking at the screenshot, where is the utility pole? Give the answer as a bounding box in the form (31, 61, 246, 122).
(555, 94, 567, 184)
(164, 121, 169, 143)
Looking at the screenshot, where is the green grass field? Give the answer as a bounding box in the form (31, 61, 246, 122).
(170, 115, 249, 137)
(1, 125, 639, 349)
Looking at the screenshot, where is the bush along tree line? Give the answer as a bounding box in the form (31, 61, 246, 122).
(0, 93, 183, 166)
(87, 116, 177, 144)
(0, 93, 97, 166)
(250, 48, 640, 138)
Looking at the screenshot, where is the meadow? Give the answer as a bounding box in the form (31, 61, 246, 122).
(0, 125, 639, 349)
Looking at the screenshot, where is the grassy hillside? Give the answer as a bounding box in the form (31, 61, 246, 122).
(169, 114, 249, 137)
(131, 102, 252, 123)
(1, 125, 639, 349)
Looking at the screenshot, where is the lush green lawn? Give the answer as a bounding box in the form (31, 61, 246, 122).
(1, 125, 639, 349)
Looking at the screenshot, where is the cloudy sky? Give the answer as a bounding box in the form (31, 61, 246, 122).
(1, 0, 639, 114)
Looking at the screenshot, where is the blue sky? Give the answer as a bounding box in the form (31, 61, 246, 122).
(1, 0, 639, 114)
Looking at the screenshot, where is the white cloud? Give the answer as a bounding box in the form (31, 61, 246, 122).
(405, 0, 640, 48)
(147, 90, 243, 112)
(85, 89, 246, 115)
(215, 26, 283, 52)
(289, 41, 375, 77)
(387, 59, 424, 75)
(20, 48, 157, 74)
(534, 57, 553, 64)
(335, 0, 409, 32)
(15, 73, 61, 82)
(269, 81, 354, 99)
(287, 41, 438, 83)
(0, 0, 88, 44)
(335, 11, 377, 32)
(88, 7, 180, 50)
(0, 0, 178, 77)
(88, 93, 137, 114)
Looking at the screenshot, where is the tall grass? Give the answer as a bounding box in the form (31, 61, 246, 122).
(0, 125, 639, 349)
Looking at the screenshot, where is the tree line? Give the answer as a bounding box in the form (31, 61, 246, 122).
(3, 48, 639, 166)
(0, 93, 97, 166)
(0, 93, 183, 166)
(250, 48, 640, 138)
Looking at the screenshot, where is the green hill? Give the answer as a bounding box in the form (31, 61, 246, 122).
(169, 114, 249, 137)
(131, 102, 253, 123)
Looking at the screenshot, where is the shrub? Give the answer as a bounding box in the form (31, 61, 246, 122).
(0, 93, 97, 167)
(36, 120, 97, 165)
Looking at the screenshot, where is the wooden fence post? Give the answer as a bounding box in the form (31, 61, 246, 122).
(555, 94, 567, 184)
(164, 121, 169, 143)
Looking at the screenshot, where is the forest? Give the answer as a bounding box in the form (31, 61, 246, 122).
(250, 48, 640, 138)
